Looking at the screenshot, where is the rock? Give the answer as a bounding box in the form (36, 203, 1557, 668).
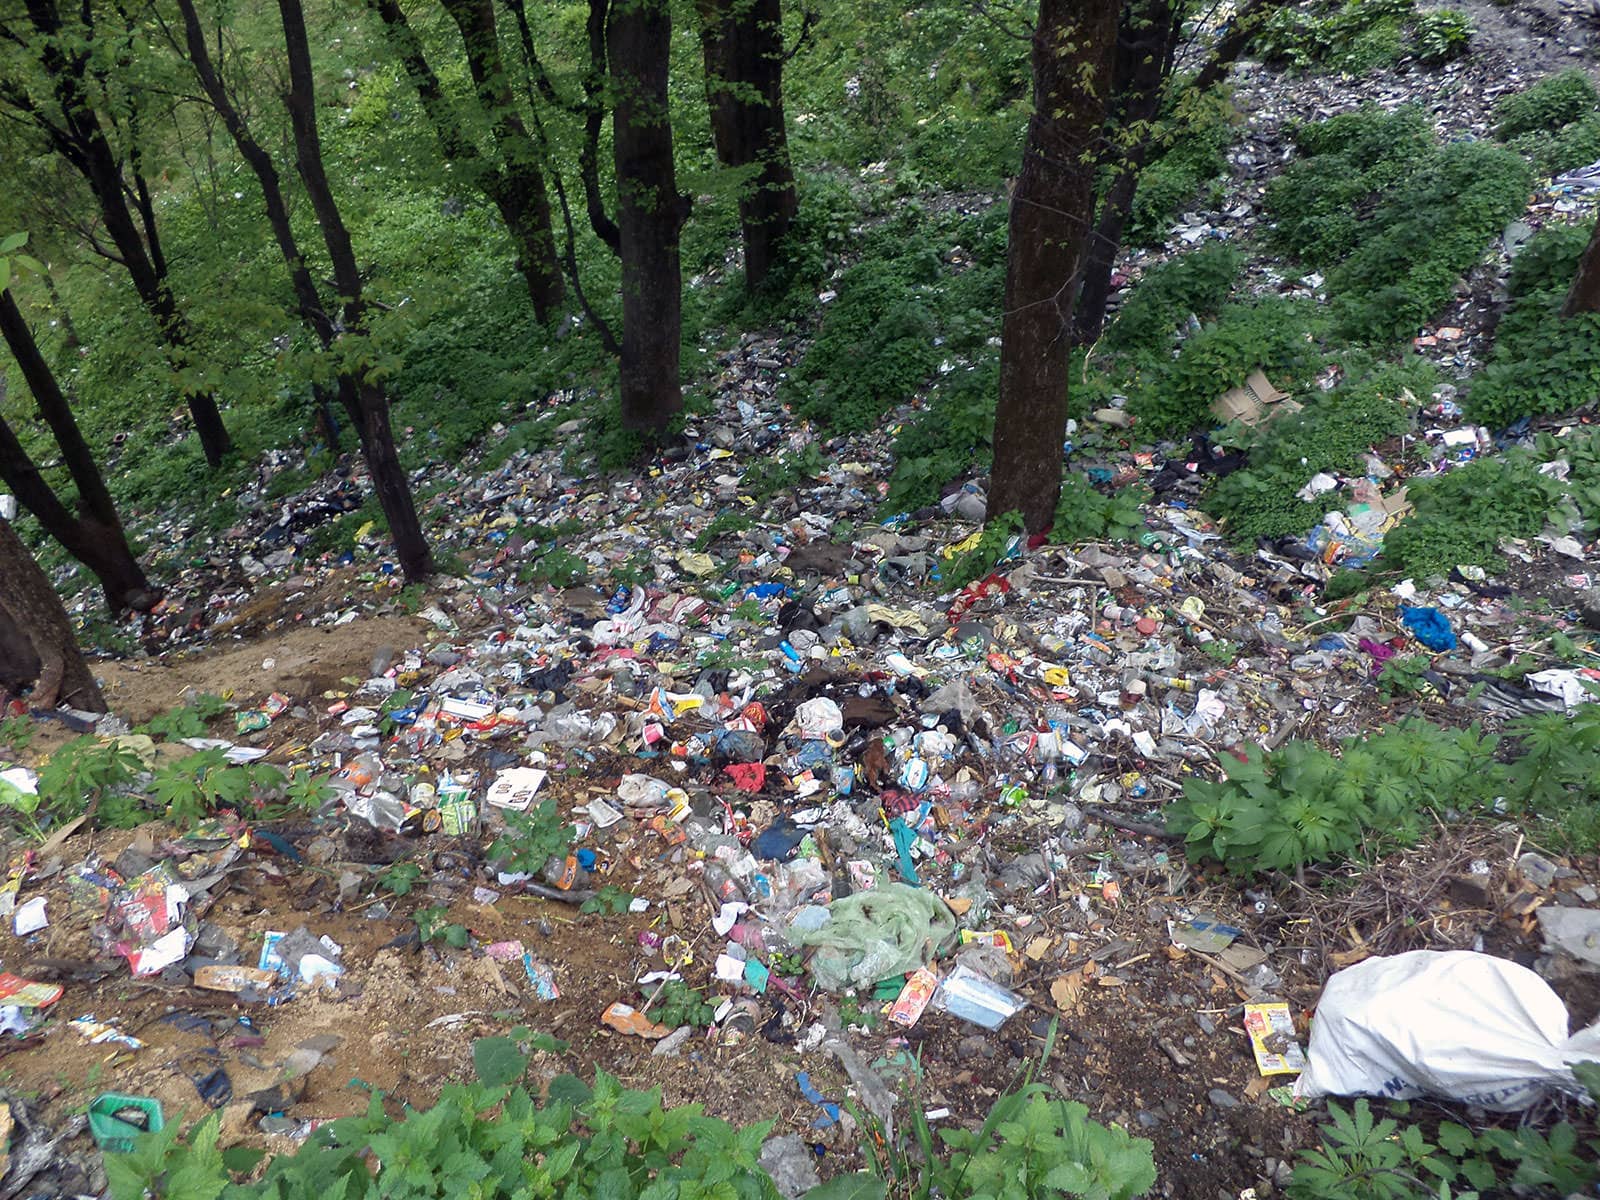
(759, 1135, 821, 1200)
(1207, 1088, 1239, 1110)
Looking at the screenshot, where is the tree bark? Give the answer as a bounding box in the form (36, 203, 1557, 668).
(0, 304, 157, 614)
(172, 0, 344, 453)
(609, 0, 691, 431)
(278, 0, 434, 582)
(0, 515, 105, 712)
(439, 0, 565, 321)
(370, 0, 565, 321)
(1563, 210, 1600, 317)
(1073, 0, 1181, 346)
(1190, 0, 1283, 95)
(695, 0, 798, 290)
(582, 0, 623, 253)
(13, 0, 231, 468)
(987, 0, 1121, 534)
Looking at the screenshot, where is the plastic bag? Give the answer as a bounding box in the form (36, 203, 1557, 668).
(1295, 951, 1600, 1111)
(788, 883, 956, 990)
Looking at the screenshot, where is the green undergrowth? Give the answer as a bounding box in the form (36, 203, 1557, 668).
(1124, 295, 1327, 437)
(1359, 424, 1600, 583)
(1052, 474, 1148, 545)
(1466, 222, 1600, 427)
(1289, 1089, 1600, 1199)
(882, 358, 999, 514)
(1496, 70, 1600, 178)
(1167, 702, 1600, 876)
(1380, 454, 1562, 578)
(1495, 67, 1599, 136)
(1205, 359, 1427, 544)
(108, 1029, 1157, 1200)
(1101, 243, 1243, 357)
(1254, 0, 1473, 74)
(1266, 106, 1531, 344)
(787, 203, 1005, 435)
(1125, 85, 1242, 247)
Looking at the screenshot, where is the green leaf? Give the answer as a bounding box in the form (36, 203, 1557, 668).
(800, 1176, 886, 1200)
(472, 1036, 528, 1087)
(221, 1146, 267, 1174)
(0, 232, 26, 254)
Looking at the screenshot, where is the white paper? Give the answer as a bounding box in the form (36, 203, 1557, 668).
(711, 901, 747, 937)
(486, 767, 548, 811)
(13, 896, 46, 935)
(130, 928, 190, 976)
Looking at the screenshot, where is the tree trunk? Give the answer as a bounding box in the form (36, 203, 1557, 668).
(1073, 0, 1181, 346)
(370, 0, 565, 322)
(278, 0, 434, 582)
(695, 0, 798, 290)
(583, 0, 623, 253)
(0, 515, 105, 712)
(1190, 0, 1283, 94)
(0, 349, 156, 614)
(1, 291, 125, 536)
(987, 0, 1121, 534)
(16, 0, 231, 468)
(1564, 211, 1600, 317)
(173, 0, 344, 455)
(438, 0, 565, 321)
(609, 0, 691, 431)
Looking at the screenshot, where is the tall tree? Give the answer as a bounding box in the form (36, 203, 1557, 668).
(276, 0, 433, 581)
(0, 289, 158, 613)
(0, 0, 233, 467)
(0, 511, 106, 712)
(367, 0, 565, 322)
(605, 0, 692, 431)
(987, 0, 1121, 533)
(695, 0, 799, 290)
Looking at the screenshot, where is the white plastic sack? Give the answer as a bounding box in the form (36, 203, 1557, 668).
(1295, 950, 1600, 1111)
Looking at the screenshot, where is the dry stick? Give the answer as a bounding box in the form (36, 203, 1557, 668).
(1081, 805, 1181, 842)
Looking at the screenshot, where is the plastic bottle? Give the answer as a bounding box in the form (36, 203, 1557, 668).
(542, 854, 590, 891)
(704, 862, 747, 904)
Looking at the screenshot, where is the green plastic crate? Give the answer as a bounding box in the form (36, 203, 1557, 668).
(88, 1093, 163, 1153)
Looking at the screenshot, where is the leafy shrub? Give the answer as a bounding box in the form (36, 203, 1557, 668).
(35, 737, 142, 824)
(1102, 243, 1243, 356)
(108, 1055, 779, 1200)
(1381, 455, 1563, 578)
(1507, 111, 1600, 178)
(1410, 9, 1474, 64)
(1205, 360, 1424, 543)
(1052, 475, 1147, 544)
(1126, 86, 1241, 247)
(1290, 1081, 1600, 1200)
(135, 694, 228, 741)
(1326, 140, 1530, 342)
(789, 207, 1004, 435)
(108, 1029, 1157, 1200)
(1266, 106, 1434, 265)
(489, 799, 575, 876)
(1165, 719, 1500, 874)
(1127, 297, 1326, 437)
(1252, 0, 1462, 73)
(1493, 68, 1600, 139)
(1467, 222, 1600, 427)
(883, 359, 998, 514)
(149, 751, 288, 828)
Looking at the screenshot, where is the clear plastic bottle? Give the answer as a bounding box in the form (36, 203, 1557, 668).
(703, 862, 747, 904)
